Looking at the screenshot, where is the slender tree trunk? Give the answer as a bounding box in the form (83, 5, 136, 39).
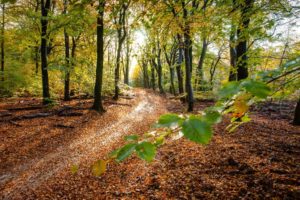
(176, 35, 184, 94)
(1, 4, 4, 82)
(170, 67, 175, 95)
(63, 0, 70, 101)
(164, 46, 176, 95)
(293, 98, 300, 125)
(183, 32, 194, 112)
(142, 61, 149, 88)
(236, 0, 253, 80)
(34, 0, 39, 75)
(195, 38, 208, 90)
(124, 23, 130, 85)
(151, 65, 155, 90)
(229, 23, 237, 81)
(40, 0, 51, 104)
(209, 55, 221, 88)
(114, 41, 122, 100)
(113, 3, 128, 100)
(156, 47, 164, 94)
(182, 2, 194, 112)
(92, 0, 105, 112)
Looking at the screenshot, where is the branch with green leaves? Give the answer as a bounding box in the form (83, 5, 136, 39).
(89, 56, 300, 176)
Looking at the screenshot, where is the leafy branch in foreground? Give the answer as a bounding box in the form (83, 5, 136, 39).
(89, 57, 300, 176)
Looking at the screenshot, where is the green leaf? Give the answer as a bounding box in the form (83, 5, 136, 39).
(92, 160, 107, 176)
(154, 136, 165, 146)
(241, 114, 251, 123)
(108, 148, 120, 159)
(219, 81, 240, 99)
(135, 142, 156, 162)
(241, 80, 270, 98)
(125, 135, 139, 141)
(116, 143, 137, 162)
(156, 114, 182, 127)
(203, 110, 222, 124)
(182, 116, 212, 144)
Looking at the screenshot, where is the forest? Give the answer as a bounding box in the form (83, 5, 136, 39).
(0, 0, 299, 199)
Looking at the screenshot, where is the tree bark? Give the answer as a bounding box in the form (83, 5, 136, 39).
(156, 46, 164, 94)
(236, 0, 254, 80)
(63, 0, 70, 101)
(113, 3, 128, 100)
(1, 3, 4, 82)
(195, 38, 208, 90)
(142, 60, 149, 88)
(40, 0, 51, 104)
(164, 45, 176, 95)
(182, 2, 194, 112)
(34, 0, 40, 75)
(176, 34, 184, 94)
(124, 21, 130, 85)
(92, 0, 105, 112)
(151, 65, 155, 90)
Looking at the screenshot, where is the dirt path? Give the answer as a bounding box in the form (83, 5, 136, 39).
(0, 89, 168, 200)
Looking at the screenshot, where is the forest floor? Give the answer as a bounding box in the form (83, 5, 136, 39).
(0, 88, 299, 199)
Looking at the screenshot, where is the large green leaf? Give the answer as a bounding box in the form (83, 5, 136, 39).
(182, 116, 212, 144)
(116, 143, 137, 162)
(125, 135, 139, 141)
(203, 110, 222, 125)
(156, 114, 182, 127)
(241, 80, 270, 98)
(135, 142, 156, 162)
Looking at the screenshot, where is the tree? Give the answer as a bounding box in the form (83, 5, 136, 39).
(152, 40, 164, 94)
(235, 0, 254, 80)
(1, 2, 4, 82)
(92, 0, 105, 112)
(182, 0, 198, 111)
(40, 0, 51, 104)
(124, 18, 131, 85)
(63, 0, 70, 101)
(113, 0, 130, 100)
(163, 43, 176, 95)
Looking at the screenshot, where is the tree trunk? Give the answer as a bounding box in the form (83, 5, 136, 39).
(293, 98, 300, 125)
(114, 41, 122, 100)
(40, 0, 51, 104)
(229, 23, 237, 81)
(182, 2, 194, 112)
(156, 47, 164, 94)
(195, 38, 208, 90)
(113, 3, 128, 100)
(151, 65, 155, 90)
(183, 32, 194, 112)
(92, 0, 105, 112)
(170, 67, 175, 95)
(142, 61, 149, 88)
(236, 0, 253, 81)
(176, 35, 184, 94)
(63, 0, 70, 101)
(34, 0, 40, 75)
(164, 45, 176, 95)
(1, 4, 4, 82)
(124, 24, 130, 85)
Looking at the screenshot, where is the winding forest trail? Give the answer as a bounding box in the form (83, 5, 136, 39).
(0, 89, 168, 199)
